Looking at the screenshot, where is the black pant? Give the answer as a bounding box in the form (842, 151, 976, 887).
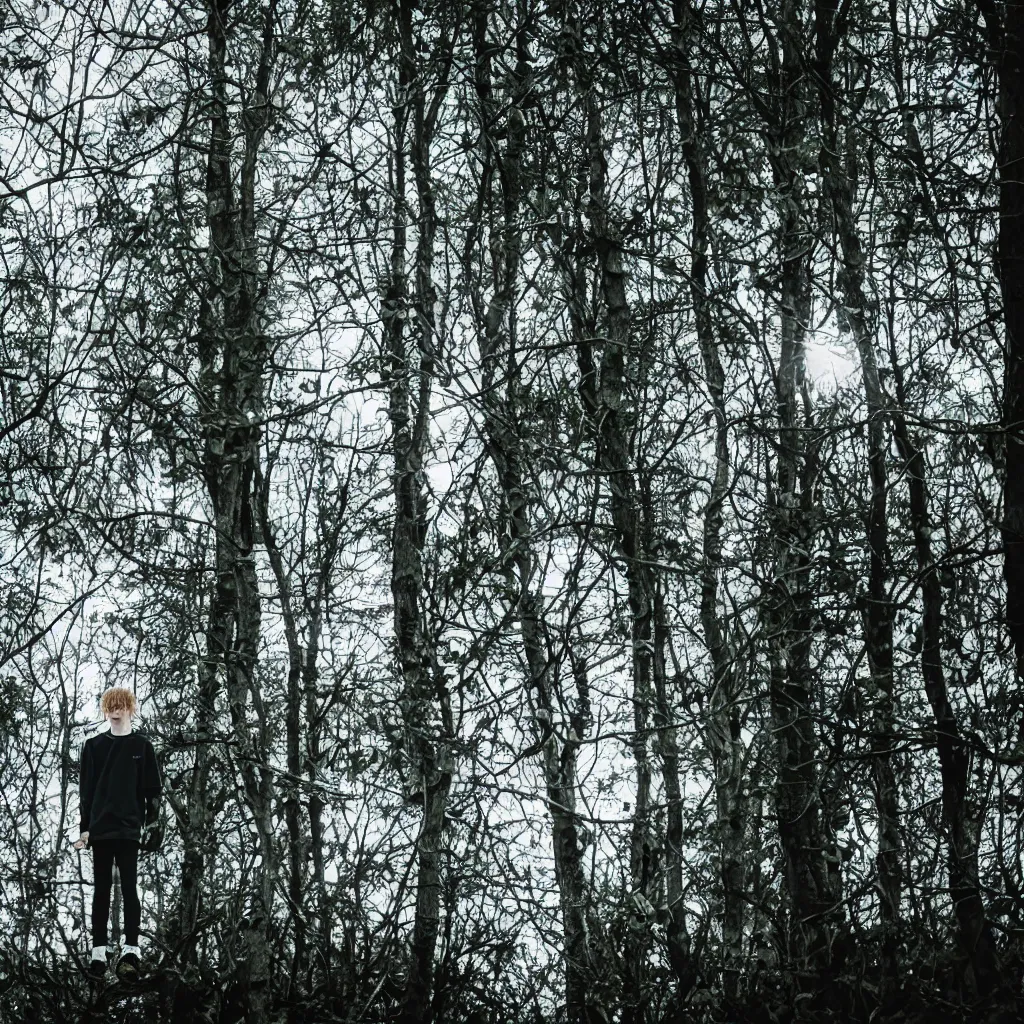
(91, 839, 140, 946)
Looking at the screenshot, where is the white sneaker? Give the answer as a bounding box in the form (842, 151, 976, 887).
(116, 947, 141, 982)
(87, 946, 106, 979)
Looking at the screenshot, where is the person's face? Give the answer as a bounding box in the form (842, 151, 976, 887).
(106, 705, 132, 727)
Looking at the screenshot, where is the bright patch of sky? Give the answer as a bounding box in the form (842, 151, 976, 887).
(805, 335, 858, 388)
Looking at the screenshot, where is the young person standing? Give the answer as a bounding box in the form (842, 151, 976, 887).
(75, 686, 163, 981)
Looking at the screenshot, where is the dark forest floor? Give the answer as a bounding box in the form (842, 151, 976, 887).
(2, 963, 1023, 1024)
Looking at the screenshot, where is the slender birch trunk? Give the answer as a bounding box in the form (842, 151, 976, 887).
(551, 20, 656, 924)
(814, 4, 901, 993)
(386, 4, 455, 1019)
(283, 621, 306, 999)
(253, 458, 343, 1005)
(669, 1, 747, 998)
(305, 487, 338, 989)
(584, 93, 655, 906)
(976, 1, 1024, 680)
(888, 3, 1007, 996)
(171, 4, 280, 1019)
(649, 555, 695, 998)
(762, 0, 840, 970)
(471, 10, 604, 1020)
(571, 89, 662, 1020)
(303, 623, 330, 989)
(888, 386, 1004, 995)
(552, 27, 678, 1009)
(575, 74, 705, 1013)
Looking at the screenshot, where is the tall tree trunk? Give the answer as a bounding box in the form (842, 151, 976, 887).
(471, 10, 604, 1020)
(978, 0, 1024, 679)
(304, 619, 330, 992)
(763, 0, 841, 972)
(284, 640, 306, 1007)
(585, 91, 655, 907)
(889, 376, 1004, 996)
(553, 22, 656, 933)
(172, 2, 280, 1019)
(568, 85, 663, 1019)
(282, 606, 306, 1002)
(669, 1, 747, 1000)
(305, 481, 339, 993)
(387, 4, 454, 1019)
(814, 3, 902, 995)
(649, 552, 695, 998)
(254, 456, 343, 1011)
(888, 3, 1008, 996)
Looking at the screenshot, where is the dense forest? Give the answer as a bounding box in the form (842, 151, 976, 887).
(2, 0, 1024, 1021)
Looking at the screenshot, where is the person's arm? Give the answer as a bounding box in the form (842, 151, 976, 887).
(141, 738, 162, 822)
(78, 740, 94, 844)
(140, 739, 163, 852)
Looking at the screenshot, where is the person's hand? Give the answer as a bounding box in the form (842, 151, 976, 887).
(74, 832, 89, 850)
(140, 823, 163, 854)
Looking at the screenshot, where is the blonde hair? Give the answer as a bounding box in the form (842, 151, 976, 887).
(100, 687, 137, 717)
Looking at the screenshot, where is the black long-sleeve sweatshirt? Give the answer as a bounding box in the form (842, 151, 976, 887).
(79, 730, 162, 842)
